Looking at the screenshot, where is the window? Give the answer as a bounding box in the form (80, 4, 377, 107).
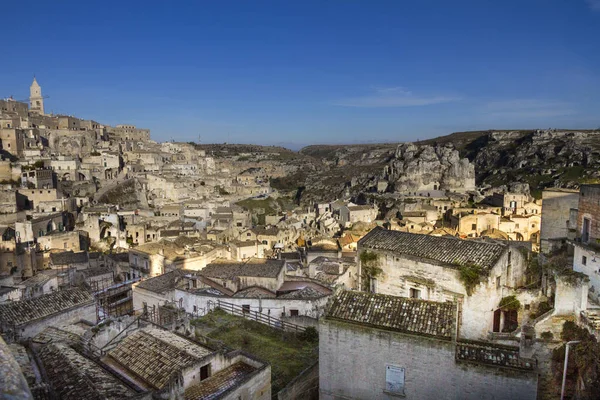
(200, 364, 211, 381)
(409, 288, 421, 299)
(496, 276, 501, 289)
(583, 218, 591, 243)
(193, 305, 197, 313)
(471, 223, 477, 230)
(290, 309, 299, 317)
(242, 304, 250, 313)
(64, 242, 67, 249)
(515, 223, 520, 229)
(583, 256, 587, 266)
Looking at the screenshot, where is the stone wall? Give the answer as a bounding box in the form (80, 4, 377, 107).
(319, 319, 537, 400)
(18, 302, 96, 341)
(361, 246, 527, 339)
(578, 185, 600, 242)
(175, 289, 329, 319)
(277, 362, 318, 400)
(540, 189, 579, 254)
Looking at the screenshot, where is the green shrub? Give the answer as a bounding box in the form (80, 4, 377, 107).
(298, 326, 318, 342)
(458, 263, 483, 295)
(499, 295, 521, 311)
(540, 331, 554, 341)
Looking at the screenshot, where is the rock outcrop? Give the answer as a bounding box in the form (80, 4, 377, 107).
(387, 144, 475, 193)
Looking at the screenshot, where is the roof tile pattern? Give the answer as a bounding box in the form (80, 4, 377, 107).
(359, 227, 505, 269)
(38, 342, 136, 400)
(184, 362, 257, 400)
(456, 341, 536, 370)
(0, 288, 93, 326)
(201, 259, 284, 279)
(136, 270, 188, 294)
(327, 291, 455, 340)
(107, 328, 212, 390)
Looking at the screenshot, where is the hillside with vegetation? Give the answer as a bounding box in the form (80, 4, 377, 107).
(291, 129, 600, 202)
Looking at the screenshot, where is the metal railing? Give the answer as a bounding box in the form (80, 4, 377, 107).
(215, 300, 307, 333)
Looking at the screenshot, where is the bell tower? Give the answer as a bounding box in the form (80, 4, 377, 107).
(29, 77, 44, 115)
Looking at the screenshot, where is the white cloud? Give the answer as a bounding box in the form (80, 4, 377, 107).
(586, 0, 600, 11)
(332, 87, 460, 108)
(483, 99, 577, 118)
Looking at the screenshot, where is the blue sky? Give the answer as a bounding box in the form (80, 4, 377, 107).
(2, 0, 600, 149)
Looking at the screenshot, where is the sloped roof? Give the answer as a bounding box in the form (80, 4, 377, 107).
(201, 258, 285, 279)
(19, 273, 51, 288)
(0, 288, 93, 327)
(50, 251, 89, 265)
(233, 286, 276, 298)
(184, 361, 257, 400)
(37, 342, 136, 400)
(359, 227, 505, 270)
(135, 270, 188, 294)
(326, 290, 456, 340)
(107, 327, 213, 390)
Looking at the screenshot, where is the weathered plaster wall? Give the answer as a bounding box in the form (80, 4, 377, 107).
(540, 189, 579, 254)
(319, 319, 537, 400)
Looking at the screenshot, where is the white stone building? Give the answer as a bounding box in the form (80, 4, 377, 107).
(319, 290, 538, 400)
(358, 227, 529, 339)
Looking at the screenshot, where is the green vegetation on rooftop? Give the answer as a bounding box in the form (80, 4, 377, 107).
(192, 309, 318, 396)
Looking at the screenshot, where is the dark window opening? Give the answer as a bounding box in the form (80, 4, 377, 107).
(200, 364, 211, 381)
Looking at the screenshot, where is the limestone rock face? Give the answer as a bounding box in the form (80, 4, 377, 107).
(388, 144, 475, 193)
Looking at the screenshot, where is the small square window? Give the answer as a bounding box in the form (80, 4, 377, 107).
(409, 288, 421, 299)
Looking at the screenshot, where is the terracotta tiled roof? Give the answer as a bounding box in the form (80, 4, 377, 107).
(456, 340, 536, 370)
(0, 288, 93, 327)
(184, 361, 257, 400)
(50, 251, 89, 265)
(37, 342, 136, 400)
(326, 291, 456, 340)
(201, 258, 284, 279)
(233, 286, 276, 298)
(359, 227, 505, 270)
(107, 328, 213, 390)
(136, 269, 189, 294)
(19, 273, 51, 287)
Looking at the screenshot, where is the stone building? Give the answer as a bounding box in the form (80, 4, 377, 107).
(29, 77, 45, 115)
(0, 98, 29, 118)
(338, 204, 378, 227)
(102, 326, 270, 399)
(108, 124, 151, 141)
(451, 211, 500, 238)
(540, 188, 580, 254)
(0, 128, 25, 156)
(572, 184, 600, 302)
(319, 291, 538, 400)
(357, 227, 529, 339)
(35, 341, 139, 399)
(0, 288, 95, 341)
(20, 168, 53, 189)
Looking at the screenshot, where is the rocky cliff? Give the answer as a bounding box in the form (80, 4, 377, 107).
(293, 129, 600, 202)
(387, 144, 475, 193)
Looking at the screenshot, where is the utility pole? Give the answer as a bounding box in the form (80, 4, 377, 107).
(560, 340, 580, 400)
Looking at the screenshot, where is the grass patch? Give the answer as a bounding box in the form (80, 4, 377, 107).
(192, 309, 318, 395)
